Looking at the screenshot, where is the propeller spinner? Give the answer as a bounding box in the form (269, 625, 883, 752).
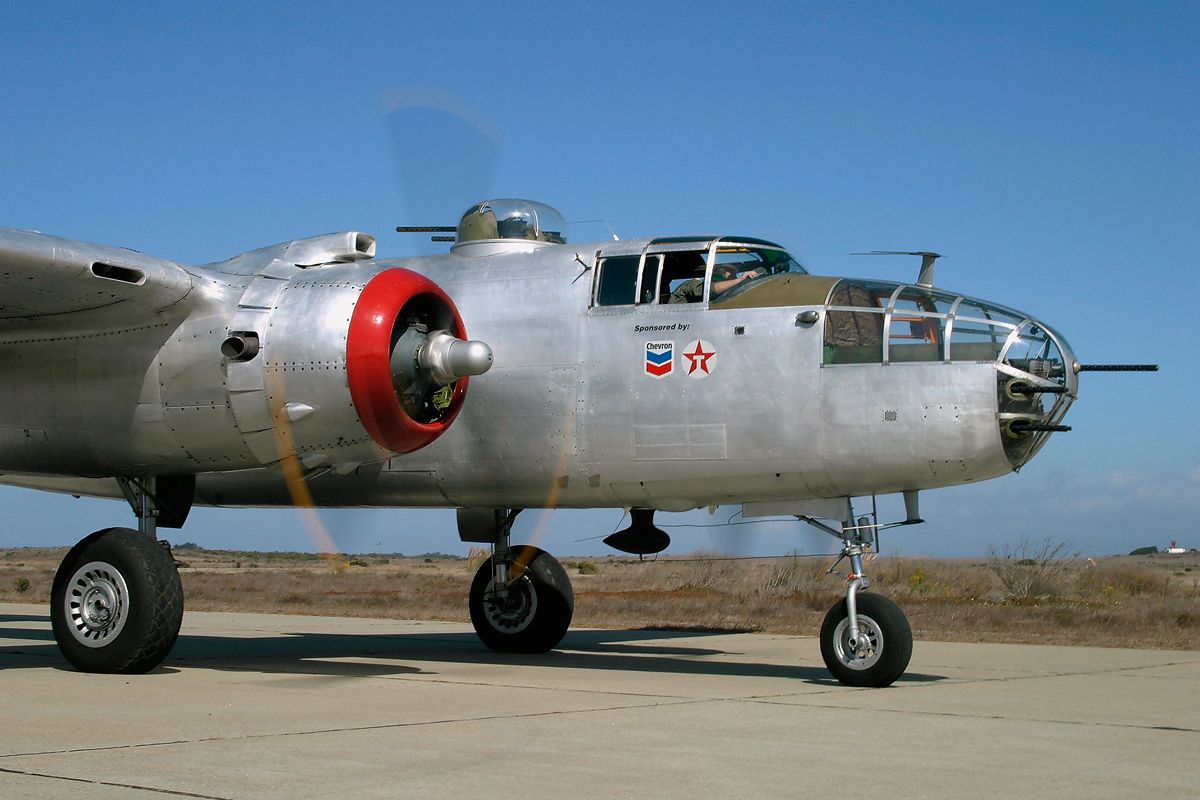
(347, 268, 492, 454)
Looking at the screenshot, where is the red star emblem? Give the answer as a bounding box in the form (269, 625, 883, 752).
(684, 340, 715, 375)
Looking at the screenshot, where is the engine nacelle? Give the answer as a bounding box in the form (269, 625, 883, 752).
(0, 230, 489, 480)
(223, 266, 491, 472)
(346, 268, 478, 454)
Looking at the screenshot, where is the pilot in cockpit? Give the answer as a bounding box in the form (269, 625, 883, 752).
(668, 263, 762, 304)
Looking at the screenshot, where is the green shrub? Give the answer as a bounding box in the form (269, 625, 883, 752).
(908, 568, 930, 593)
(987, 537, 1077, 600)
(11, 577, 31, 593)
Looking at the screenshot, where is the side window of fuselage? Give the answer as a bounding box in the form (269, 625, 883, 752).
(662, 250, 705, 303)
(659, 251, 708, 304)
(595, 256, 641, 306)
(638, 255, 662, 303)
(595, 252, 709, 306)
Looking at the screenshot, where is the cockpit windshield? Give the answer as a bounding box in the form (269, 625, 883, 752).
(707, 244, 807, 305)
(713, 245, 806, 276)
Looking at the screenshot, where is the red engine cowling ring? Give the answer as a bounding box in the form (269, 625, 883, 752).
(346, 268, 469, 454)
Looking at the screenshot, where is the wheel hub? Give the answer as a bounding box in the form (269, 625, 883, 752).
(82, 585, 116, 627)
(482, 575, 537, 634)
(64, 561, 130, 648)
(833, 613, 883, 670)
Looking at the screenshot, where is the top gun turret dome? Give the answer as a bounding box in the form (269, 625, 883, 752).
(452, 199, 567, 256)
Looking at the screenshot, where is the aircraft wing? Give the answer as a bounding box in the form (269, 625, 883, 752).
(0, 226, 194, 333)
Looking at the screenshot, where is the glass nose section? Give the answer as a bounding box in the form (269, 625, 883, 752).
(997, 319, 1077, 468)
(1005, 322, 1068, 381)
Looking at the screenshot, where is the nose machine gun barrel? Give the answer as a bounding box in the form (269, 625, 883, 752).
(1075, 364, 1159, 372)
(1008, 421, 1072, 434)
(1007, 383, 1069, 396)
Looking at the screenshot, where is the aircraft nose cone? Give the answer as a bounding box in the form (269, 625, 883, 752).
(997, 318, 1077, 468)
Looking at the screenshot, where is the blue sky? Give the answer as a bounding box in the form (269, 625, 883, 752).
(1, 1, 1196, 557)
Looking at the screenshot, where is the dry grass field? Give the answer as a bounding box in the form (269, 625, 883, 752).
(3, 544, 1198, 650)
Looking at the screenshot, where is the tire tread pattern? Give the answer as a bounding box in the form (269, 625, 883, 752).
(51, 528, 184, 674)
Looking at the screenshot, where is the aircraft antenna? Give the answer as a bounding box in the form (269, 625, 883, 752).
(571, 218, 620, 241)
(852, 250, 943, 287)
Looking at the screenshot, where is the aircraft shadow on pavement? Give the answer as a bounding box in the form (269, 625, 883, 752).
(0, 613, 944, 685)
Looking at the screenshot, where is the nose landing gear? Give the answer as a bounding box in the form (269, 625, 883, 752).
(820, 590, 911, 687)
(801, 500, 914, 687)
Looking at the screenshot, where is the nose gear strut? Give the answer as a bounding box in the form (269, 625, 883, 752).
(799, 497, 914, 687)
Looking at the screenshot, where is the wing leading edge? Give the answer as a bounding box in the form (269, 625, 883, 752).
(0, 227, 194, 333)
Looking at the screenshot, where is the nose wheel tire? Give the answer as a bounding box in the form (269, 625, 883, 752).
(50, 528, 184, 674)
(819, 592, 912, 687)
(469, 545, 573, 654)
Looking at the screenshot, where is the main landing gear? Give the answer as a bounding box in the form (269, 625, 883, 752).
(802, 502, 914, 687)
(49, 477, 190, 673)
(459, 508, 574, 654)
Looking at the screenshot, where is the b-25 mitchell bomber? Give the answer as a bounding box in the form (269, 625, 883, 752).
(0, 199, 1153, 686)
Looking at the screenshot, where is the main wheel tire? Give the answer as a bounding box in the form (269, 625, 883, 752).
(819, 592, 912, 688)
(50, 527, 184, 674)
(469, 545, 573, 654)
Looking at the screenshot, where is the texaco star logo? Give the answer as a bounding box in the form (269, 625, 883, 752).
(683, 339, 716, 378)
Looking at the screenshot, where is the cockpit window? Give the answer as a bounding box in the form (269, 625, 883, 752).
(712, 246, 804, 275)
(660, 251, 709, 303)
(706, 247, 807, 305)
(595, 242, 806, 308)
(595, 251, 708, 306)
(595, 255, 641, 306)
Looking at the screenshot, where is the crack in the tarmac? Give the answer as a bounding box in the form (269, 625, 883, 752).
(747, 698, 1200, 734)
(0, 766, 235, 800)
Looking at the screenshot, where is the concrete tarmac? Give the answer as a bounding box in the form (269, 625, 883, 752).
(2, 601, 1198, 799)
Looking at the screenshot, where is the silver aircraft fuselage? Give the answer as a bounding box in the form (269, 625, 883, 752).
(0, 216, 1077, 519)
